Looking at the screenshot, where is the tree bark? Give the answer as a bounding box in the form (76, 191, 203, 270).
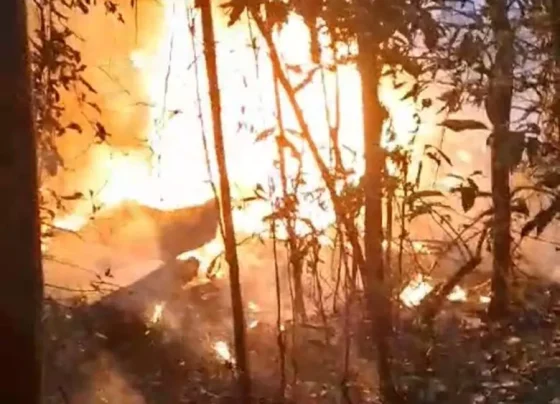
(357, 34, 401, 403)
(198, 0, 251, 401)
(0, 1, 44, 402)
(487, 0, 514, 319)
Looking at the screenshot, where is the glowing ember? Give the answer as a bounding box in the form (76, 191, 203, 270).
(412, 241, 429, 254)
(150, 302, 165, 324)
(447, 286, 467, 302)
(214, 341, 234, 364)
(248, 319, 259, 329)
(479, 295, 491, 304)
(247, 301, 260, 313)
(400, 275, 434, 307)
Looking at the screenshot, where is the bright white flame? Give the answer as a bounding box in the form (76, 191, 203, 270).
(214, 340, 234, 363)
(248, 319, 259, 329)
(400, 275, 434, 307)
(412, 241, 429, 254)
(130, 50, 148, 70)
(479, 295, 491, 304)
(150, 302, 165, 324)
(176, 238, 224, 276)
(53, 215, 88, 231)
(447, 286, 467, 302)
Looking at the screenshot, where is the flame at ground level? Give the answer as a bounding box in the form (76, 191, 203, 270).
(400, 275, 469, 308)
(213, 341, 234, 364)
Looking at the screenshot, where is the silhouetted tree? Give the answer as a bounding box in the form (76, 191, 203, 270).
(0, 0, 44, 402)
(198, 0, 252, 401)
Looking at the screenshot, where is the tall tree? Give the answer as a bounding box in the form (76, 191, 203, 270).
(486, 0, 514, 318)
(0, 0, 44, 402)
(197, 0, 252, 401)
(356, 23, 398, 403)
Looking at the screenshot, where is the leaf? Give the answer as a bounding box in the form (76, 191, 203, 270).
(401, 83, 420, 101)
(458, 186, 477, 212)
(406, 190, 444, 204)
(60, 192, 84, 201)
(521, 198, 560, 237)
(437, 88, 462, 113)
(67, 122, 83, 133)
(425, 145, 453, 166)
(421, 98, 432, 109)
(94, 122, 110, 142)
(255, 127, 275, 143)
(419, 11, 440, 50)
(540, 171, 560, 189)
(511, 198, 529, 216)
(440, 119, 488, 132)
(220, 0, 246, 26)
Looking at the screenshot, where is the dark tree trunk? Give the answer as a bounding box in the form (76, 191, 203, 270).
(0, 1, 44, 403)
(357, 35, 401, 403)
(487, 0, 514, 319)
(198, 0, 251, 401)
(551, 0, 560, 139)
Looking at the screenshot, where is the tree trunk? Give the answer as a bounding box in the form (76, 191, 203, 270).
(198, 0, 251, 401)
(357, 35, 401, 403)
(551, 0, 560, 139)
(0, 1, 44, 402)
(487, 0, 514, 319)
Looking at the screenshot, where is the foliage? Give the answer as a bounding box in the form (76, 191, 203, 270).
(30, 1, 120, 230)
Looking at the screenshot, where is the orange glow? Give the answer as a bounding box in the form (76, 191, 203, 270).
(48, 1, 427, 256)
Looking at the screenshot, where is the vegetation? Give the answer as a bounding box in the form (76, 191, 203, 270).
(6, 0, 560, 403)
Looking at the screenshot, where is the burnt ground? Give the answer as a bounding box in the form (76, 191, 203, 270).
(42, 266, 560, 404)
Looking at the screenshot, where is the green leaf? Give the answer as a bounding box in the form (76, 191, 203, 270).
(440, 119, 488, 132)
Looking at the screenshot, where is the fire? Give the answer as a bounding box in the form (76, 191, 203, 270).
(53, 215, 88, 231)
(400, 274, 434, 307)
(447, 285, 467, 302)
(247, 301, 260, 313)
(248, 319, 259, 329)
(400, 275, 469, 307)
(213, 340, 234, 364)
(176, 238, 224, 276)
(150, 302, 166, 324)
(479, 295, 491, 304)
(45, 0, 433, 282)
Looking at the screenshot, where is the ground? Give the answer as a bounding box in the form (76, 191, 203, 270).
(42, 269, 560, 403)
